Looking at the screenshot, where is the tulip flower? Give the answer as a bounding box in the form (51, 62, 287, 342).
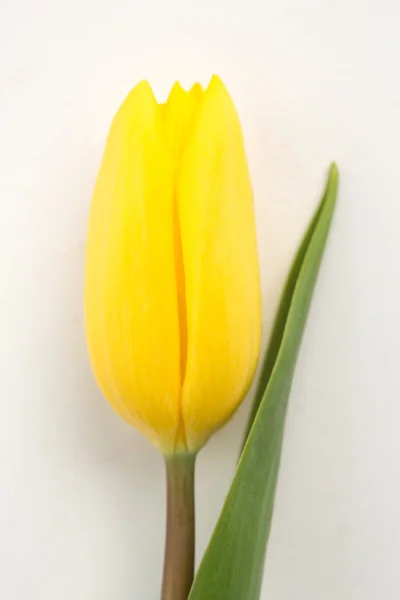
(84, 75, 262, 600)
(84, 76, 262, 455)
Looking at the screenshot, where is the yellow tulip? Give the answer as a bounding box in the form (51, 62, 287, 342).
(84, 75, 262, 454)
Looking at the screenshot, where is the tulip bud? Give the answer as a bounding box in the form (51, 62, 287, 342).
(84, 76, 262, 454)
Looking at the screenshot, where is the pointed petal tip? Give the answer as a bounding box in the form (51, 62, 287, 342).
(171, 80, 186, 93)
(165, 81, 190, 107)
(210, 73, 224, 85)
(204, 74, 233, 103)
(118, 79, 157, 113)
(129, 79, 155, 97)
(135, 78, 152, 89)
(189, 82, 204, 101)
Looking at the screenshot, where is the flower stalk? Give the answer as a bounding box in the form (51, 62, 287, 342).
(161, 453, 196, 600)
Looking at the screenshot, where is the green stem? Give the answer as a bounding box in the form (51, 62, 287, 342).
(161, 453, 196, 600)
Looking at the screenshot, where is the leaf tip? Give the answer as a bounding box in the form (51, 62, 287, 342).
(329, 161, 339, 185)
(324, 162, 339, 207)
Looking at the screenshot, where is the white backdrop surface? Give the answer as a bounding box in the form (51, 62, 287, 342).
(1, 1, 399, 598)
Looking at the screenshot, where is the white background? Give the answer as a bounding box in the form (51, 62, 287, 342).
(1, 1, 399, 598)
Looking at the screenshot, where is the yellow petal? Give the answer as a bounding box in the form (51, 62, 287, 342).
(177, 75, 262, 451)
(162, 81, 204, 161)
(189, 82, 204, 104)
(160, 81, 204, 447)
(84, 81, 182, 452)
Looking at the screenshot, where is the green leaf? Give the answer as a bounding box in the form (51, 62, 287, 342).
(241, 164, 336, 448)
(189, 163, 339, 600)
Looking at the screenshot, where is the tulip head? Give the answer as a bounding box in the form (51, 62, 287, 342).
(84, 76, 262, 454)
